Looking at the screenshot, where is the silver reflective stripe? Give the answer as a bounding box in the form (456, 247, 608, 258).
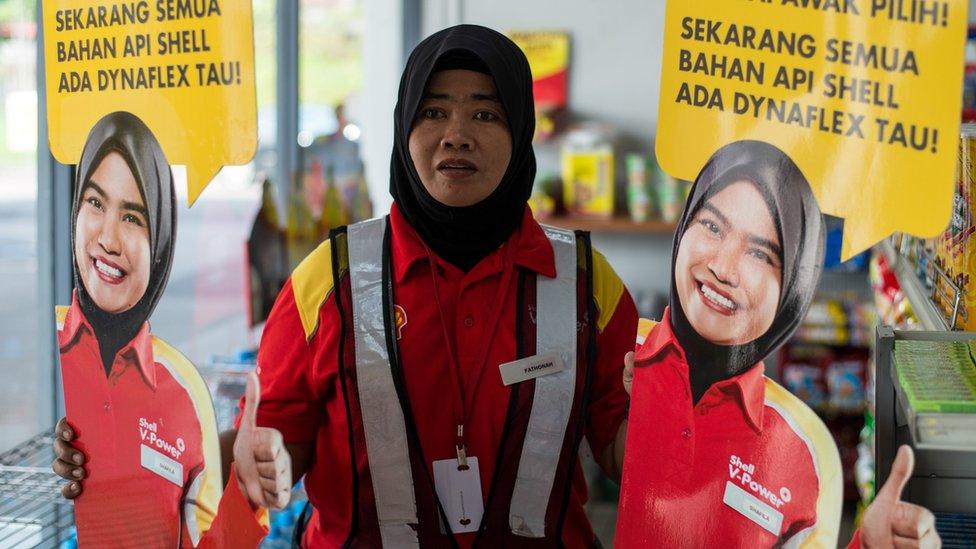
(509, 225, 578, 538)
(347, 218, 419, 548)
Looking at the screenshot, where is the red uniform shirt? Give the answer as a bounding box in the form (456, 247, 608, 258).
(248, 205, 637, 548)
(615, 312, 844, 548)
(58, 293, 266, 548)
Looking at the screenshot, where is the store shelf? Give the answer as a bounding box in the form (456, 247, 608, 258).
(812, 404, 867, 419)
(543, 217, 677, 234)
(875, 327, 976, 514)
(0, 430, 75, 548)
(879, 239, 950, 331)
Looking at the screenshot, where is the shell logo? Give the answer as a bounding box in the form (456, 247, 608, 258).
(395, 305, 408, 340)
(780, 486, 792, 503)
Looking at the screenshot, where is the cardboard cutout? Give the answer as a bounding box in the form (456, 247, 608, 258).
(43, 2, 266, 544)
(617, 1, 961, 543)
(616, 141, 840, 547)
(56, 112, 265, 548)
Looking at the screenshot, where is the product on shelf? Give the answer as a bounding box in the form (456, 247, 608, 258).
(652, 156, 684, 223)
(625, 154, 650, 222)
(918, 237, 939, 292)
(933, 127, 971, 326)
(894, 340, 976, 411)
(320, 166, 349, 238)
(893, 339, 976, 446)
(528, 173, 559, 220)
(795, 297, 874, 347)
(827, 359, 867, 412)
(784, 362, 827, 410)
(561, 125, 614, 219)
(779, 341, 867, 500)
(286, 175, 319, 272)
(870, 245, 919, 329)
(507, 30, 570, 142)
(855, 414, 875, 503)
(929, 124, 976, 329)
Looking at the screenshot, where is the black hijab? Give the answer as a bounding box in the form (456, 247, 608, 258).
(391, 24, 536, 271)
(72, 111, 176, 374)
(668, 140, 825, 402)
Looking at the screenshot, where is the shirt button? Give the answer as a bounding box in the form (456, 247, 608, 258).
(699, 407, 708, 416)
(463, 317, 475, 327)
(103, 401, 111, 412)
(682, 427, 692, 440)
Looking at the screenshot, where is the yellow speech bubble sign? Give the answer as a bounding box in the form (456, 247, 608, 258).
(42, 0, 256, 206)
(656, 0, 967, 259)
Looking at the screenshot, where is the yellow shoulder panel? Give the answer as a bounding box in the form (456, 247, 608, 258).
(765, 379, 842, 549)
(591, 248, 625, 333)
(151, 336, 222, 538)
(636, 318, 657, 346)
(55, 305, 69, 331)
(291, 239, 336, 340)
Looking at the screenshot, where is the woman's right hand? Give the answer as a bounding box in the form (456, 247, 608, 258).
(51, 417, 86, 499)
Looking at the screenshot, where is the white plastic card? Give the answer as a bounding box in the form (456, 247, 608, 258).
(433, 456, 484, 534)
(140, 443, 183, 487)
(722, 481, 783, 536)
(498, 353, 565, 386)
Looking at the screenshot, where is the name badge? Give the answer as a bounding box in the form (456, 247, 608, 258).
(722, 481, 783, 536)
(140, 444, 183, 487)
(498, 353, 565, 386)
(433, 457, 484, 534)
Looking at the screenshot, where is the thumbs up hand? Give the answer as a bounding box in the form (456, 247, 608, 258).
(861, 445, 940, 548)
(233, 372, 292, 510)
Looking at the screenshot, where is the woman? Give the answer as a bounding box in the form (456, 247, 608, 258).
(52, 111, 266, 548)
(616, 140, 938, 547)
(224, 25, 639, 547)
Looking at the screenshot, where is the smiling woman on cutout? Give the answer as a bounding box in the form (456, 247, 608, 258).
(616, 140, 940, 549)
(50, 111, 270, 548)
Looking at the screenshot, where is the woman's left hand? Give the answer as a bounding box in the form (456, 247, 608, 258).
(860, 445, 940, 548)
(622, 351, 635, 396)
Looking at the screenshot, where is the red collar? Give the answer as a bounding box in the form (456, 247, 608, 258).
(635, 307, 765, 433)
(389, 203, 556, 283)
(63, 291, 157, 390)
(634, 308, 686, 364)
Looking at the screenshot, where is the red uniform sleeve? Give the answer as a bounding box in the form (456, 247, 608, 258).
(193, 463, 269, 548)
(584, 283, 638, 460)
(235, 279, 327, 444)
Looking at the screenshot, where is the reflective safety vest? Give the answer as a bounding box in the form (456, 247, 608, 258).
(327, 216, 598, 547)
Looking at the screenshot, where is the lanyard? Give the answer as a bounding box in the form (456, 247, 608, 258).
(423, 241, 518, 469)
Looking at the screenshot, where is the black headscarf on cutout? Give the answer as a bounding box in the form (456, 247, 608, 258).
(72, 112, 176, 374)
(668, 141, 825, 402)
(391, 24, 536, 271)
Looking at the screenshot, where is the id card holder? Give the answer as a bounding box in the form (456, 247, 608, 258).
(722, 481, 783, 535)
(498, 353, 565, 386)
(140, 444, 183, 487)
(433, 456, 484, 534)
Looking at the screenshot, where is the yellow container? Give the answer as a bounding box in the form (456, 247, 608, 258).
(561, 126, 615, 219)
(948, 124, 976, 329)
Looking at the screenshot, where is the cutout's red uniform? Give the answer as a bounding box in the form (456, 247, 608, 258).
(58, 293, 266, 548)
(617, 313, 847, 548)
